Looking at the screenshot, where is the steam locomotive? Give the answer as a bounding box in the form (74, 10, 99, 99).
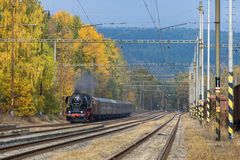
(65, 91, 133, 123)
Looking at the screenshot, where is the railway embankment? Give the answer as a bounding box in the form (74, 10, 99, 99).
(173, 115, 240, 160)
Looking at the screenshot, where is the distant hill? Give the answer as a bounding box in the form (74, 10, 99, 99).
(98, 27, 240, 75)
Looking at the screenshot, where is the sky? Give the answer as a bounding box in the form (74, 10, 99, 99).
(40, 0, 240, 31)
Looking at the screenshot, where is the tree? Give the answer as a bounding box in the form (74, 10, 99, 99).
(175, 72, 189, 110)
(48, 11, 77, 112)
(0, 0, 49, 116)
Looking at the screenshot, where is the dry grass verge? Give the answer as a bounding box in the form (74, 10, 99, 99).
(0, 114, 66, 126)
(184, 115, 240, 160)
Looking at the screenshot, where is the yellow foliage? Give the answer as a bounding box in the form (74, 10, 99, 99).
(0, 0, 49, 116)
(127, 91, 136, 103)
(79, 26, 110, 76)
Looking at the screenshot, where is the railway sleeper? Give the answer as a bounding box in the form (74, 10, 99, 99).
(0, 125, 104, 147)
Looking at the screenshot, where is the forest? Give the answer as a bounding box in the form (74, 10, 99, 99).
(0, 0, 136, 117)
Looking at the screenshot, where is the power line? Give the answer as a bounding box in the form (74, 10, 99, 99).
(155, 0, 161, 29)
(80, 22, 127, 28)
(74, 0, 119, 65)
(76, 0, 92, 24)
(142, 0, 161, 38)
(160, 23, 189, 30)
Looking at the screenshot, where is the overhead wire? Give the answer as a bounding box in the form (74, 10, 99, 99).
(160, 22, 189, 30)
(155, 0, 161, 29)
(142, 0, 161, 38)
(75, 0, 126, 78)
(76, 0, 92, 24)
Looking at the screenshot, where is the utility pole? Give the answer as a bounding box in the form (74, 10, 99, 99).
(178, 98, 180, 112)
(228, 0, 234, 140)
(139, 82, 142, 111)
(10, 0, 16, 112)
(162, 92, 165, 111)
(150, 95, 153, 111)
(165, 96, 167, 112)
(189, 63, 194, 111)
(54, 42, 57, 62)
(142, 81, 145, 110)
(92, 58, 96, 97)
(59, 43, 63, 115)
(53, 42, 57, 84)
(194, 46, 197, 119)
(196, 37, 200, 120)
(207, 0, 211, 124)
(215, 0, 221, 141)
(198, 1, 204, 124)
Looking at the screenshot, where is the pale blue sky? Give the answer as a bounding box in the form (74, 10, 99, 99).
(40, 0, 240, 31)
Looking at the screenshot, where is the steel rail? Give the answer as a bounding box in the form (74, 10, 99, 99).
(157, 114, 183, 160)
(0, 113, 164, 152)
(1, 111, 153, 132)
(106, 113, 180, 160)
(0, 111, 157, 139)
(0, 113, 167, 160)
(0, 123, 139, 160)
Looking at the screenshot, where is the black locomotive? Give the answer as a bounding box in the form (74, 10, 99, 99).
(65, 91, 133, 123)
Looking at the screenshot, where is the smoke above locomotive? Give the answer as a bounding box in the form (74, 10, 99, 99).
(74, 71, 97, 94)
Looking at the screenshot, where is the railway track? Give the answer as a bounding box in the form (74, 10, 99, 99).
(0, 112, 164, 150)
(0, 111, 155, 139)
(107, 113, 183, 160)
(0, 112, 167, 160)
(157, 114, 182, 160)
(0, 112, 152, 132)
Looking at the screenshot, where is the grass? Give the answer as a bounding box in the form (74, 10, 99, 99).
(0, 114, 65, 126)
(184, 115, 240, 160)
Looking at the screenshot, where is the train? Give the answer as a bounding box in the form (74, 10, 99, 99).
(65, 91, 134, 123)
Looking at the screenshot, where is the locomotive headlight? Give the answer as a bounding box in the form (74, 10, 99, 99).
(68, 111, 71, 114)
(80, 111, 83, 113)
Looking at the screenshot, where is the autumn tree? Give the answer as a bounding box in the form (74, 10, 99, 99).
(0, 0, 54, 116)
(47, 11, 80, 113)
